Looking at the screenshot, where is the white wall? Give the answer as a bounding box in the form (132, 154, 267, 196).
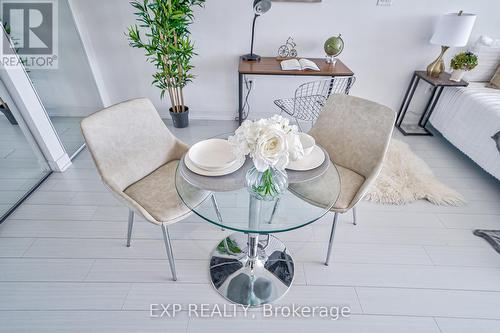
(70, 0, 500, 120)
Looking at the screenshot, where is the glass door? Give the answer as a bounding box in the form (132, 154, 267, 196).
(0, 0, 103, 221)
(0, 82, 51, 221)
(2, 0, 103, 158)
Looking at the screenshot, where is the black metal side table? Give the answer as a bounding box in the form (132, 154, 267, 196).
(396, 71, 468, 136)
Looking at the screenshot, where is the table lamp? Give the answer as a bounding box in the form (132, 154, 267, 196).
(241, 0, 272, 61)
(427, 11, 476, 78)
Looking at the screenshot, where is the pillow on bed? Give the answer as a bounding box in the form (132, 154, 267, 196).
(488, 65, 500, 89)
(464, 35, 500, 82)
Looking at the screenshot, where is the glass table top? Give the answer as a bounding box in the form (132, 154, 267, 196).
(175, 136, 341, 234)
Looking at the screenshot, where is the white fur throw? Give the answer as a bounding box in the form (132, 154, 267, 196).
(365, 139, 466, 206)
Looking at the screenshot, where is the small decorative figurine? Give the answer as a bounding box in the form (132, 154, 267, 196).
(277, 37, 298, 59)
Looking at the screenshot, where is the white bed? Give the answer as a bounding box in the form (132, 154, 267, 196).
(430, 82, 500, 180)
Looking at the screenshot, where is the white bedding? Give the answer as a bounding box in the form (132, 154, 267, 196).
(430, 83, 500, 180)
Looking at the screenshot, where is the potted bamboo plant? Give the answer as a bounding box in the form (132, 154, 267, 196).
(127, 0, 205, 128)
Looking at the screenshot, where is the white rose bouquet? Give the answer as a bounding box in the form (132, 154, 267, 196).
(229, 115, 304, 172)
(229, 115, 304, 199)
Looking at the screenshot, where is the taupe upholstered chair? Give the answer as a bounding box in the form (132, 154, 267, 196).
(289, 94, 396, 265)
(81, 98, 210, 281)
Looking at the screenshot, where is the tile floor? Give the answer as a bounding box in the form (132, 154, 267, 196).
(0, 120, 499, 332)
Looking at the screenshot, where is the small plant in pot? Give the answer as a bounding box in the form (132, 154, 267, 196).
(450, 51, 478, 82)
(127, 0, 205, 128)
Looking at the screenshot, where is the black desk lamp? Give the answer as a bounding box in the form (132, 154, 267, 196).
(241, 0, 272, 61)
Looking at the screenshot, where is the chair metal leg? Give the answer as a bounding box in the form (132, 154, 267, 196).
(325, 212, 339, 266)
(210, 194, 225, 231)
(161, 224, 177, 281)
(267, 197, 281, 224)
(211, 194, 223, 223)
(352, 206, 357, 225)
(295, 117, 304, 132)
(126, 210, 134, 247)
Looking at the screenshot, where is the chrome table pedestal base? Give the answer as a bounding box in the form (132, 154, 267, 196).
(209, 233, 294, 306)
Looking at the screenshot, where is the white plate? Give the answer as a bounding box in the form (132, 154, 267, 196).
(188, 139, 236, 170)
(286, 145, 325, 171)
(185, 154, 245, 176)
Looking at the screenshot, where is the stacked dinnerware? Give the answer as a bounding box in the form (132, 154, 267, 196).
(185, 139, 244, 176)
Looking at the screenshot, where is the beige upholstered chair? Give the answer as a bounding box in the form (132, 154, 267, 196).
(289, 94, 396, 265)
(81, 98, 209, 280)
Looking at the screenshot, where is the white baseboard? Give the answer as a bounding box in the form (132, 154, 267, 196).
(47, 111, 278, 122)
(47, 111, 237, 121)
(48, 153, 72, 172)
(159, 111, 236, 121)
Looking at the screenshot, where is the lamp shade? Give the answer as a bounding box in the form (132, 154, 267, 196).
(430, 12, 476, 47)
(253, 0, 272, 15)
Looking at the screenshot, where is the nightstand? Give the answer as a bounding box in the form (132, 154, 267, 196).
(396, 71, 468, 136)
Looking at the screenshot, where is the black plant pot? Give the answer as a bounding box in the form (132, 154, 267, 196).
(169, 107, 189, 128)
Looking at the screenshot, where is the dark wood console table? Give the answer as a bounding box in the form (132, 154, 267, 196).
(238, 57, 355, 124)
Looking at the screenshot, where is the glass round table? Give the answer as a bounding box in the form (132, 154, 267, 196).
(175, 138, 341, 307)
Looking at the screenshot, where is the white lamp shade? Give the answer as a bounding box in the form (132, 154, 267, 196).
(430, 13, 477, 47)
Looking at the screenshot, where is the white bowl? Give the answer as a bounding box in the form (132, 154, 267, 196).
(188, 139, 236, 170)
(298, 133, 315, 156)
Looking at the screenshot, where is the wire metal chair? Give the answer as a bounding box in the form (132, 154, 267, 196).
(274, 76, 356, 129)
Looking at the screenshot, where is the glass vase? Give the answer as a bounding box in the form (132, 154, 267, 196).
(246, 166, 288, 201)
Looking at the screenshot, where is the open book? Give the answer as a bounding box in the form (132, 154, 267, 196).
(280, 58, 320, 71)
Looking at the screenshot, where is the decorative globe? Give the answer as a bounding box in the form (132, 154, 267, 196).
(324, 34, 344, 57)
